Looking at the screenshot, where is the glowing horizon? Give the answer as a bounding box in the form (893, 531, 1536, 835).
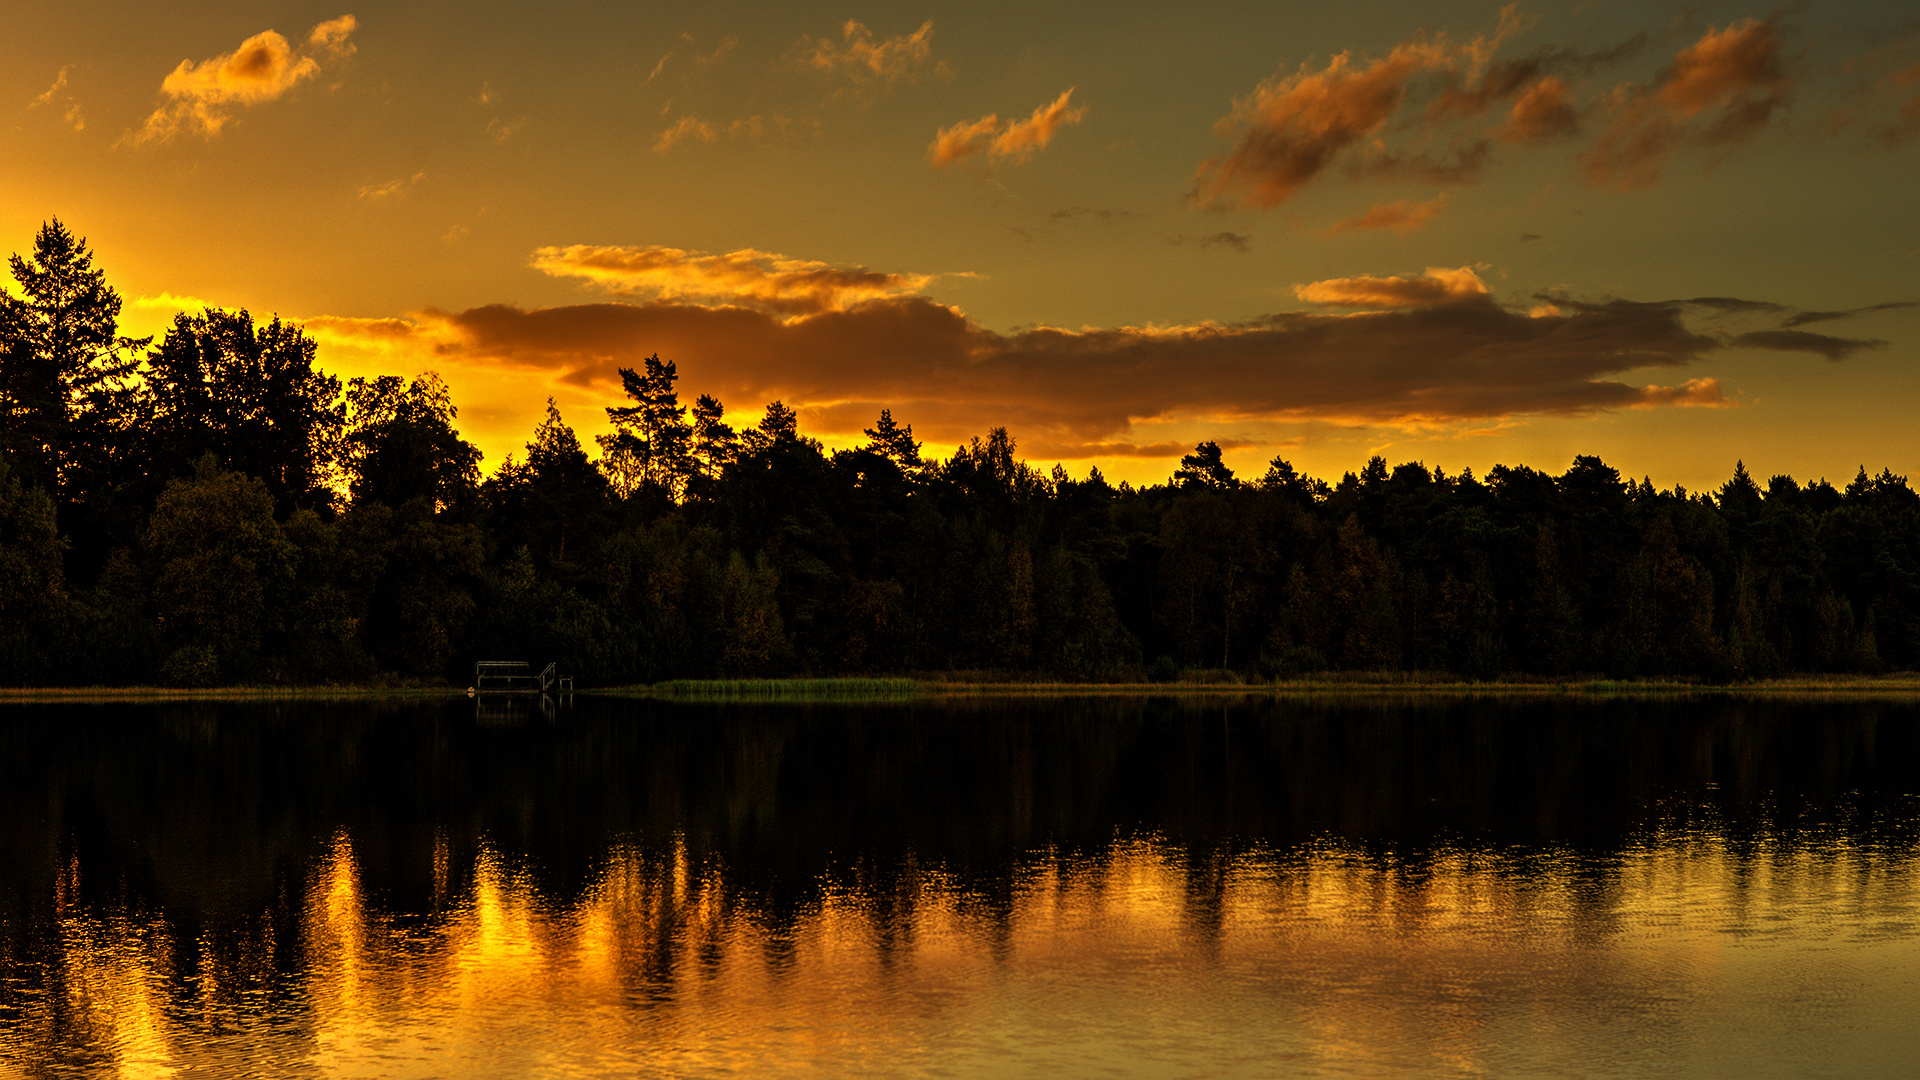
(4, 2, 1915, 490)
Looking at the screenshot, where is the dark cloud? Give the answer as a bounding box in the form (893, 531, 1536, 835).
(1683, 297, 1789, 315)
(1427, 37, 1647, 121)
(1349, 140, 1492, 185)
(315, 280, 1850, 453)
(1172, 231, 1252, 252)
(1731, 329, 1888, 361)
(1049, 207, 1138, 224)
(1782, 301, 1917, 327)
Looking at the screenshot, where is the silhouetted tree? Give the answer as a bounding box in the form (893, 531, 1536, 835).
(144, 308, 342, 513)
(0, 220, 147, 497)
(1174, 441, 1238, 489)
(601, 355, 695, 499)
(342, 373, 481, 511)
(690, 393, 738, 485)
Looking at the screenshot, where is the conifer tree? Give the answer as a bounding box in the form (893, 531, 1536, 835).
(0, 219, 148, 499)
(863, 408, 925, 477)
(691, 393, 738, 480)
(601, 355, 694, 498)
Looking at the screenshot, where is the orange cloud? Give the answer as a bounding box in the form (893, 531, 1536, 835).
(529, 244, 933, 316)
(930, 89, 1086, 166)
(1581, 19, 1789, 188)
(307, 15, 357, 58)
(29, 66, 84, 130)
(653, 114, 792, 153)
(1659, 20, 1785, 116)
(1192, 40, 1451, 208)
(1322, 195, 1449, 236)
(356, 171, 425, 199)
(1294, 266, 1489, 307)
(992, 89, 1087, 161)
(653, 116, 717, 152)
(129, 16, 355, 143)
(928, 114, 1002, 165)
(1501, 76, 1579, 142)
(1631, 378, 1730, 408)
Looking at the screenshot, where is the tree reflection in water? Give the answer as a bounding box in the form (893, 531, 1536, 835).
(0, 695, 1916, 1077)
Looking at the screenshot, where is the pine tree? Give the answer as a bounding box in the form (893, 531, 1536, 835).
(863, 408, 925, 477)
(1, 219, 148, 498)
(691, 393, 738, 480)
(601, 354, 694, 499)
(1174, 441, 1238, 489)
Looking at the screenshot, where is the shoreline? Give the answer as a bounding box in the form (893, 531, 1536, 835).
(4, 673, 1918, 705)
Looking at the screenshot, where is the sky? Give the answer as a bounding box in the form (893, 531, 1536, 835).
(3, 1, 1916, 490)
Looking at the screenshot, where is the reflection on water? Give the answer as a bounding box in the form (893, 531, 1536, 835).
(0, 696, 1916, 1077)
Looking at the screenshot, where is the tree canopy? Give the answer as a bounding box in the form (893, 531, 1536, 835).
(2, 219, 1918, 687)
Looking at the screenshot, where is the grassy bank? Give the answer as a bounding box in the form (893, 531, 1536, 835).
(0, 684, 461, 704)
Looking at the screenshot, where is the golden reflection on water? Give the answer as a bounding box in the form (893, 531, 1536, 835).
(7, 827, 1918, 1078)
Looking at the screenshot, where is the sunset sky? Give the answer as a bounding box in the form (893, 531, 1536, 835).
(4, 1, 1915, 489)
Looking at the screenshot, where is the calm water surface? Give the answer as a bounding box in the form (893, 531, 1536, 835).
(0, 695, 1916, 1078)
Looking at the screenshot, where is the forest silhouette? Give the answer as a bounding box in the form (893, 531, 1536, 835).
(2, 220, 1916, 686)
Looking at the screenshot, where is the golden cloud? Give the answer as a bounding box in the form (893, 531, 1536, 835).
(930, 89, 1086, 167)
(800, 20, 947, 92)
(529, 244, 934, 316)
(653, 114, 793, 153)
(29, 66, 84, 130)
(1321, 195, 1449, 236)
(992, 89, 1087, 161)
(653, 116, 717, 152)
(356, 171, 425, 199)
(307, 15, 357, 58)
(1294, 266, 1489, 307)
(128, 16, 355, 143)
(928, 115, 1001, 166)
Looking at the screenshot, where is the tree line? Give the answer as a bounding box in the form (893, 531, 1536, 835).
(2, 219, 1916, 686)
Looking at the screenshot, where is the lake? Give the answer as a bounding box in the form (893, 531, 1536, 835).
(1, 694, 1915, 1078)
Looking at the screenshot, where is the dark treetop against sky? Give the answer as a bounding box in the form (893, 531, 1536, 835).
(4, 1, 1916, 487)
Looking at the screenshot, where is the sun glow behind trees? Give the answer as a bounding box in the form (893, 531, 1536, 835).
(2, 219, 1919, 686)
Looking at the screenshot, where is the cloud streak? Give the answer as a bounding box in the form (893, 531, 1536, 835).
(1322, 194, 1449, 235)
(128, 15, 355, 143)
(529, 244, 934, 316)
(930, 89, 1086, 166)
(799, 20, 948, 95)
(29, 66, 84, 130)
(1294, 266, 1489, 307)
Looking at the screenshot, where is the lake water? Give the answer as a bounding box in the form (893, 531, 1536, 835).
(1, 694, 1916, 1078)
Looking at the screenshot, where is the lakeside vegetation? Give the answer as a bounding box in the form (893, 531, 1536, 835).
(5, 219, 1920, 689)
